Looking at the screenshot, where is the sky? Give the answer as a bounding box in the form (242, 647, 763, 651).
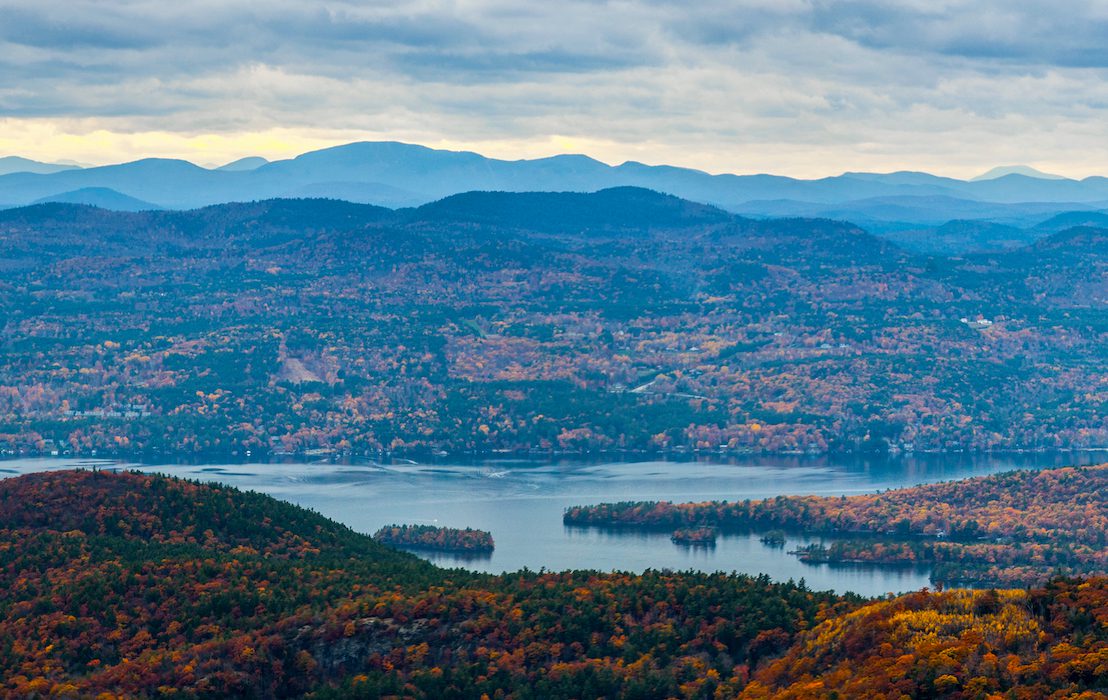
(2, 0, 1108, 178)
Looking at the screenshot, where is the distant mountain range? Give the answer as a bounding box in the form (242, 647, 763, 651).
(2, 142, 1106, 253)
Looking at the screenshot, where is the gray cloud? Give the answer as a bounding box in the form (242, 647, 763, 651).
(1, 0, 1108, 176)
(0, 6, 163, 50)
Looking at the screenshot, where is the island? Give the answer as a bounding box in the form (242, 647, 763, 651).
(759, 530, 787, 547)
(373, 523, 495, 553)
(670, 526, 718, 546)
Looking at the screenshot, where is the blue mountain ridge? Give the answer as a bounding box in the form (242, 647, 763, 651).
(3, 142, 1107, 253)
(4, 141, 1108, 213)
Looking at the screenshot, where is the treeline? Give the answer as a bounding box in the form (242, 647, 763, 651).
(374, 524, 495, 553)
(565, 464, 1108, 587)
(793, 540, 1098, 587)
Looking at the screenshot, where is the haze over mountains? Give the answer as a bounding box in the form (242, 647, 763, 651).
(0, 156, 82, 176)
(4, 141, 1108, 254)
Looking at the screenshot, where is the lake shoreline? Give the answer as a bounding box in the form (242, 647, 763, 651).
(3, 453, 1105, 596)
(3, 445, 1105, 468)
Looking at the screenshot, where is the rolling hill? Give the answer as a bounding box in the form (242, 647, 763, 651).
(30, 187, 161, 211)
(0, 468, 847, 698)
(0, 189, 1104, 458)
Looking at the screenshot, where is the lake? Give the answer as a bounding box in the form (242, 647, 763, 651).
(2, 452, 1103, 597)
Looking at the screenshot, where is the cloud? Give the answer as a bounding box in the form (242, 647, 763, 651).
(1, 0, 1107, 177)
(806, 0, 1108, 67)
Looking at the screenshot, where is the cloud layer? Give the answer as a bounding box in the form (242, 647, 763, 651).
(2, 0, 1108, 176)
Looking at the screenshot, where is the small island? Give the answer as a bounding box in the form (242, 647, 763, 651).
(760, 530, 787, 547)
(373, 524, 495, 553)
(671, 526, 718, 546)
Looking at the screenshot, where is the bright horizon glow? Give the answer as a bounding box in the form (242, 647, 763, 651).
(5, 3, 1108, 181)
(0, 122, 1097, 181)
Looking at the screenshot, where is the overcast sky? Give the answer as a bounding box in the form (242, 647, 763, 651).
(2, 0, 1108, 177)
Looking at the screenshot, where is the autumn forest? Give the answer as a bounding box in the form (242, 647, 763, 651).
(1, 189, 1106, 459)
(2, 469, 1108, 699)
(1, 188, 1107, 698)
(7, 0, 1108, 695)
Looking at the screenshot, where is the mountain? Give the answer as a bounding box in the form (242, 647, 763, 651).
(410, 186, 734, 232)
(216, 155, 269, 171)
(881, 219, 1038, 254)
(5, 141, 1108, 222)
(1030, 225, 1108, 256)
(1033, 209, 1108, 232)
(0, 189, 1104, 459)
(972, 164, 1066, 181)
(731, 195, 1100, 230)
(0, 155, 81, 176)
(0, 158, 259, 209)
(31, 187, 161, 211)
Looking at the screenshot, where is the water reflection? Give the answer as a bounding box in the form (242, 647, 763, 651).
(402, 549, 495, 566)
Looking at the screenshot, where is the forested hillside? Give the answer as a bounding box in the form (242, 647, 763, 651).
(0, 189, 1105, 458)
(740, 580, 1108, 699)
(0, 470, 848, 698)
(566, 463, 1108, 587)
(1, 470, 1106, 699)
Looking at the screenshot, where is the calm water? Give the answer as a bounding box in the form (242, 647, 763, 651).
(2, 452, 1103, 597)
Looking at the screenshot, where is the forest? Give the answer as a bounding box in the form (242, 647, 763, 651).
(0, 469, 1105, 699)
(0, 190, 1105, 458)
(373, 524, 495, 553)
(565, 463, 1108, 587)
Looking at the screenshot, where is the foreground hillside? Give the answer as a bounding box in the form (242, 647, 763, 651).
(0, 470, 848, 698)
(0, 191, 1106, 458)
(1, 470, 1106, 698)
(741, 581, 1108, 700)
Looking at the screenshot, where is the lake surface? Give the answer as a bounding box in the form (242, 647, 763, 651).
(2, 452, 1103, 597)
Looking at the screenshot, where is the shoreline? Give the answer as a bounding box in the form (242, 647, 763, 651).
(2, 445, 1106, 467)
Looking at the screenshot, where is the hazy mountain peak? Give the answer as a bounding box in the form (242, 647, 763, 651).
(216, 156, 269, 171)
(0, 156, 81, 176)
(290, 140, 442, 161)
(972, 165, 1066, 181)
(528, 153, 608, 167)
(94, 157, 208, 173)
(31, 187, 161, 211)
